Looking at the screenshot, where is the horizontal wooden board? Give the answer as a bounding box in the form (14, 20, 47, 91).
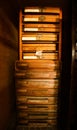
(17, 112, 57, 119)
(23, 27, 59, 32)
(23, 15, 59, 23)
(17, 115, 57, 120)
(15, 70, 59, 79)
(22, 43, 56, 52)
(16, 104, 57, 112)
(22, 33, 57, 41)
(18, 119, 57, 125)
(22, 52, 58, 59)
(15, 68, 58, 72)
(16, 79, 59, 89)
(23, 23, 59, 29)
(16, 96, 58, 105)
(16, 125, 56, 129)
(24, 7, 60, 14)
(16, 88, 58, 97)
(15, 60, 59, 70)
(17, 116, 57, 120)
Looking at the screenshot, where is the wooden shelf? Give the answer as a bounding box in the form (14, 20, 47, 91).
(16, 6, 62, 128)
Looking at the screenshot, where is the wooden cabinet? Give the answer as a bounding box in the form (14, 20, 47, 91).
(15, 6, 62, 130)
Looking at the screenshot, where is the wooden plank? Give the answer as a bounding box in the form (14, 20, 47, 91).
(22, 33, 57, 41)
(23, 15, 59, 22)
(16, 79, 59, 89)
(23, 23, 59, 29)
(16, 125, 56, 129)
(22, 52, 58, 60)
(24, 7, 60, 13)
(16, 88, 58, 97)
(18, 119, 57, 125)
(16, 104, 57, 112)
(15, 69, 59, 79)
(23, 27, 59, 32)
(15, 60, 59, 70)
(23, 25, 59, 32)
(22, 43, 56, 51)
(16, 96, 58, 105)
(17, 112, 57, 123)
(17, 112, 57, 119)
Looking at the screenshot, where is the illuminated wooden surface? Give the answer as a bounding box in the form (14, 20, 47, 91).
(16, 6, 62, 129)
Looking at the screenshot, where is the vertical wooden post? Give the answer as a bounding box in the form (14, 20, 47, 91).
(19, 10, 22, 60)
(59, 9, 62, 61)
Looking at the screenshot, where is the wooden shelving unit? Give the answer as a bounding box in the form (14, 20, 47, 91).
(15, 7, 62, 130)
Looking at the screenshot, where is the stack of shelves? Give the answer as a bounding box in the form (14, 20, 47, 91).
(15, 7, 62, 130)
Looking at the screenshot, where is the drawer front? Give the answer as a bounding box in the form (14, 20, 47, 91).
(17, 111, 57, 119)
(22, 52, 58, 60)
(15, 70, 59, 79)
(23, 27, 59, 32)
(22, 33, 58, 41)
(18, 119, 57, 126)
(22, 43, 56, 52)
(16, 96, 58, 105)
(16, 79, 59, 89)
(23, 15, 59, 22)
(16, 104, 57, 112)
(16, 88, 58, 97)
(24, 7, 60, 13)
(15, 60, 59, 70)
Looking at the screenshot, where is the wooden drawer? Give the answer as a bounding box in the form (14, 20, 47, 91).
(22, 43, 56, 52)
(22, 33, 57, 41)
(22, 52, 58, 60)
(17, 111, 57, 119)
(15, 60, 59, 70)
(24, 7, 60, 13)
(16, 88, 58, 97)
(15, 70, 59, 79)
(17, 104, 57, 112)
(23, 27, 59, 32)
(16, 125, 56, 129)
(23, 25, 59, 32)
(18, 119, 57, 126)
(17, 112, 57, 121)
(23, 15, 59, 23)
(23, 23, 59, 28)
(16, 96, 58, 105)
(16, 79, 59, 89)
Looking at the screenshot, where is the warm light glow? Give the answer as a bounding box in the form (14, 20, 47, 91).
(24, 18, 38, 21)
(24, 7, 60, 13)
(72, 47, 75, 57)
(23, 52, 58, 60)
(22, 37, 36, 40)
(23, 15, 59, 22)
(24, 28, 38, 31)
(22, 33, 57, 41)
(23, 56, 37, 59)
(24, 27, 58, 32)
(24, 9, 40, 12)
